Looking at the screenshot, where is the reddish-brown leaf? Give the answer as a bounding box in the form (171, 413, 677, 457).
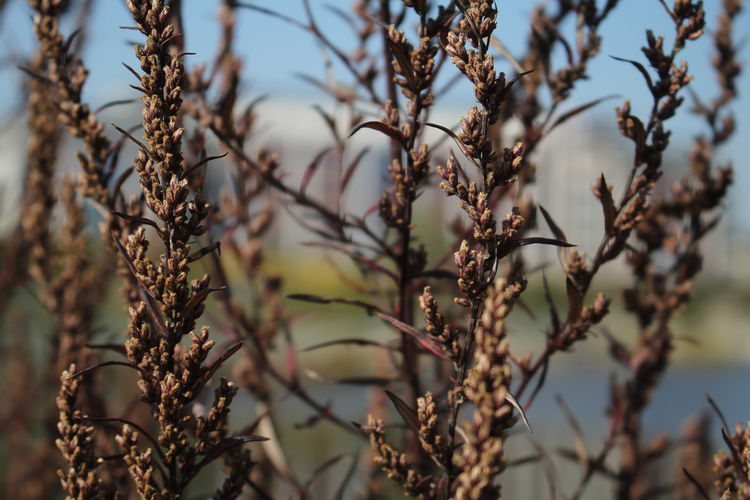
(385, 390, 419, 434)
(375, 312, 450, 360)
(301, 146, 335, 196)
(597, 174, 617, 234)
(349, 121, 406, 148)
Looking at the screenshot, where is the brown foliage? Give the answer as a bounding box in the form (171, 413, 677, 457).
(0, 0, 745, 498)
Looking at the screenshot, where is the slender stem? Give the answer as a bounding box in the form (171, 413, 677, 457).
(209, 252, 362, 438)
(380, 0, 402, 163)
(443, 302, 481, 495)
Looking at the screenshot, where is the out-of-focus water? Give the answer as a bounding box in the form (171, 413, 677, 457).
(226, 360, 750, 499)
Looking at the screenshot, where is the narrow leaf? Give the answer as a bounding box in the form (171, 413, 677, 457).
(287, 294, 383, 314)
(67, 361, 141, 379)
(375, 312, 450, 360)
(349, 121, 405, 148)
(301, 146, 335, 196)
(312, 105, 340, 142)
(193, 341, 244, 394)
(682, 467, 711, 500)
(547, 95, 620, 133)
(112, 123, 148, 152)
(333, 453, 359, 500)
(505, 69, 536, 90)
(304, 453, 354, 491)
(112, 167, 134, 200)
(112, 211, 162, 232)
(706, 394, 730, 431)
(238, 401, 282, 436)
(556, 394, 587, 468)
(507, 454, 542, 468)
(295, 72, 335, 96)
(385, 390, 420, 434)
(287, 293, 334, 304)
(325, 4, 356, 31)
(386, 38, 418, 90)
(423, 122, 478, 168)
(610, 56, 655, 95)
(185, 152, 228, 177)
(514, 237, 575, 249)
(121, 62, 141, 81)
(538, 205, 567, 243)
(95, 99, 136, 114)
(302, 338, 388, 352)
(83, 416, 165, 462)
(87, 343, 127, 356)
(334, 376, 394, 386)
(602, 329, 631, 366)
(527, 436, 560, 500)
(300, 241, 399, 282)
(526, 356, 550, 412)
(597, 174, 617, 234)
(17, 65, 53, 85)
(338, 147, 370, 195)
(187, 241, 221, 263)
(235, 2, 307, 29)
(128, 84, 149, 95)
(499, 237, 575, 260)
(506, 392, 533, 433)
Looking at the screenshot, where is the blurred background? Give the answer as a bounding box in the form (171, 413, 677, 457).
(0, 1, 749, 498)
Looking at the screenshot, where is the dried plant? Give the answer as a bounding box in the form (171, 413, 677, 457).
(0, 0, 746, 499)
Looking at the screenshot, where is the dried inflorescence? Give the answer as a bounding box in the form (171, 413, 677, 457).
(30, 0, 111, 206)
(378, 22, 437, 231)
(416, 392, 446, 462)
(713, 422, 750, 498)
(5, 12, 113, 491)
(20, 53, 62, 283)
(46, 180, 102, 375)
(363, 415, 437, 498)
(455, 279, 524, 499)
(211, 449, 255, 500)
(103, 1, 257, 495)
(56, 365, 103, 499)
(116, 425, 163, 499)
(420, 286, 459, 359)
(4, 1, 746, 498)
(433, 4, 535, 495)
(553, 1, 742, 497)
(439, 1, 527, 306)
(30, 0, 144, 314)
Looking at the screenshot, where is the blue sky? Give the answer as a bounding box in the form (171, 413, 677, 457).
(1, 0, 748, 230)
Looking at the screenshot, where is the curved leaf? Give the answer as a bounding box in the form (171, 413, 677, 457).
(538, 205, 567, 243)
(67, 361, 141, 380)
(597, 174, 617, 234)
(610, 56, 655, 95)
(302, 338, 389, 352)
(385, 390, 419, 434)
(349, 121, 405, 148)
(288, 294, 383, 314)
(375, 312, 450, 360)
